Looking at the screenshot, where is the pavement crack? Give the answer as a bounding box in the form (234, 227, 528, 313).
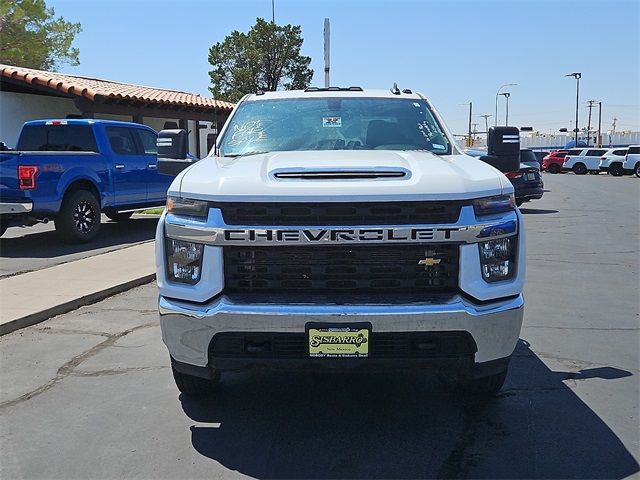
(0, 322, 157, 410)
(76, 308, 157, 316)
(33, 327, 111, 337)
(71, 366, 168, 377)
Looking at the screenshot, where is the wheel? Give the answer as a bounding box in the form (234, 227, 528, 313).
(572, 163, 587, 175)
(105, 211, 134, 222)
(55, 190, 101, 243)
(172, 364, 220, 396)
(547, 163, 561, 174)
(635, 163, 640, 178)
(609, 163, 624, 177)
(458, 368, 508, 396)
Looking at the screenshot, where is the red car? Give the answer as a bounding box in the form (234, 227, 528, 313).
(542, 150, 568, 173)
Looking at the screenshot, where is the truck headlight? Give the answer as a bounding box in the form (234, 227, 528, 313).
(473, 194, 516, 216)
(166, 196, 209, 218)
(166, 238, 204, 284)
(478, 237, 516, 282)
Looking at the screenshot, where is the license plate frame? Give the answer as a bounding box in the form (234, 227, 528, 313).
(525, 172, 536, 181)
(306, 322, 371, 358)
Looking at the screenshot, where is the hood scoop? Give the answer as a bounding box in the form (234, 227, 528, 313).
(271, 168, 410, 181)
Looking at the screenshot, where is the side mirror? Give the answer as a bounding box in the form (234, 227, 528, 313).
(157, 129, 194, 176)
(479, 126, 520, 173)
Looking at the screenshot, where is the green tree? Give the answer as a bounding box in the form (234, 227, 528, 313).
(208, 18, 313, 103)
(0, 0, 81, 70)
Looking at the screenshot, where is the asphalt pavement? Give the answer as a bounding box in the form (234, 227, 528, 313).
(0, 173, 638, 479)
(0, 214, 159, 278)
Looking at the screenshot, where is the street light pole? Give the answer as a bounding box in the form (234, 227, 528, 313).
(495, 83, 517, 126)
(498, 92, 511, 126)
(565, 72, 581, 147)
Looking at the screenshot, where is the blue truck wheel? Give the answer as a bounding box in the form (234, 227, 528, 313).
(55, 190, 101, 243)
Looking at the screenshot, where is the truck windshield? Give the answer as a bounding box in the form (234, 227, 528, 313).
(218, 97, 451, 157)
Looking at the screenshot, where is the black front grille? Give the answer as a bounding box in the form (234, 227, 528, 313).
(216, 201, 464, 226)
(209, 332, 476, 359)
(223, 244, 459, 296)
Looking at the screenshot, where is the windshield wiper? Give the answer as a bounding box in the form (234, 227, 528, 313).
(226, 150, 271, 158)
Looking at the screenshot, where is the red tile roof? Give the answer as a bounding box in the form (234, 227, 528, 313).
(0, 64, 234, 111)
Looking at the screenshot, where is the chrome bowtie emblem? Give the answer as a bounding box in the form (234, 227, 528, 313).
(418, 257, 441, 267)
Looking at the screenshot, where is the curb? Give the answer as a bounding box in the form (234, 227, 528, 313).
(0, 274, 156, 336)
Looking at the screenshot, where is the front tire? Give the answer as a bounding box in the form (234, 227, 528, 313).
(172, 364, 220, 396)
(635, 163, 640, 178)
(572, 163, 587, 175)
(55, 190, 101, 243)
(458, 368, 508, 396)
(105, 211, 134, 222)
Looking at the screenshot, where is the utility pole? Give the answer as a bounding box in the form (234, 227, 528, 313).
(480, 114, 492, 133)
(323, 18, 330, 88)
(468, 102, 473, 147)
(271, 0, 275, 23)
(612, 118, 617, 134)
(586, 100, 596, 146)
(597, 102, 602, 147)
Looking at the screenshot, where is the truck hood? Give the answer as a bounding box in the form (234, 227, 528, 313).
(172, 150, 510, 202)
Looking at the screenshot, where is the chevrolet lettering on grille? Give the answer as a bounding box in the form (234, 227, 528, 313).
(223, 227, 458, 243)
(163, 221, 518, 246)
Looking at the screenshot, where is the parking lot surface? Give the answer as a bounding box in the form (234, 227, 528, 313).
(1, 174, 638, 479)
(0, 214, 159, 278)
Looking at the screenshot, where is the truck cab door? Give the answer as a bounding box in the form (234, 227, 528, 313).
(106, 127, 147, 204)
(132, 128, 172, 203)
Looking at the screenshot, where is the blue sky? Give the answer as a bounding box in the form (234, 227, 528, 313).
(47, 0, 639, 135)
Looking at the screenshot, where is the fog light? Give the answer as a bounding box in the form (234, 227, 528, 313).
(166, 238, 204, 284)
(479, 237, 516, 282)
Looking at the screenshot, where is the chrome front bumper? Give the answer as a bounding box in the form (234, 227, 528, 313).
(0, 201, 32, 215)
(160, 293, 524, 368)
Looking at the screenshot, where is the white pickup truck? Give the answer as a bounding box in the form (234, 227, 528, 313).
(155, 87, 526, 397)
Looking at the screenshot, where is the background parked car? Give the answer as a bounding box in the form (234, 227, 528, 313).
(520, 149, 541, 169)
(599, 148, 628, 176)
(542, 150, 568, 173)
(563, 148, 608, 174)
(622, 145, 640, 177)
(505, 163, 544, 206)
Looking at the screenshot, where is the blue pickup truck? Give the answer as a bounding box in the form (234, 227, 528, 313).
(0, 119, 173, 242)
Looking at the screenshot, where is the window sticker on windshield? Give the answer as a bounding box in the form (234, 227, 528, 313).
(323, 117, 342, 127)
(432, 143, 446, 150)
(413, 102, 421, 107)
(228, 120, 267, 146)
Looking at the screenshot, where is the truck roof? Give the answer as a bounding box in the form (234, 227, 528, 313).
(23, 119, 155, 129)
(243, 88, 424, 102)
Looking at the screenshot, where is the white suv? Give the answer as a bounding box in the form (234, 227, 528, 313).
(599, 148, 628, 176)
(563, 148, 609, 174)
(622, 145, 640, 177)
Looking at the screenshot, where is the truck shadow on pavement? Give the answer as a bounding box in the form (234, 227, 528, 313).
(519, 208, 559, 215)
(0, 216, 158, 260)
(180, 340, 638, 479)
